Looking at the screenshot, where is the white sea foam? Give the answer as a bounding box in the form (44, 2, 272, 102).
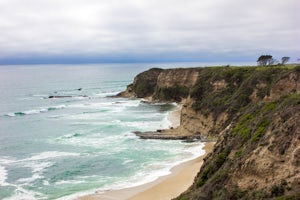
(64, 158, 187, 200)
(0, 156, 16, 165)
(0, 165, 8, 186)
(24, 109, 45, 115)
(43, 180, 49, 186)
(93, 91, 119, 97)
(50, 104, 66, 109)
(1, 164, 42, 199)
(119, 121, 161, 129)
(4, 105, 66, 117)
(54, 131, 138, 149)
(22, 151, 80, 161)
(15, 161, 52, 185)
(4, 113, 16, 117)
(32, 94, 48, 97)
(122, 159, 134, 165)
(117, 142, 205, 190)
(184, 142, 206, 157)
(55, 180, 85, 185)
(58, 142, 206, 200)
(161, 113, 173, 128)
(69, 100, 140, 110)
(55, 135, 118, 148)
(16, 174, 43, 184)
(26, 161, 52, 173)
(3, 185, 41, 200)
(64, 113, 104, 121)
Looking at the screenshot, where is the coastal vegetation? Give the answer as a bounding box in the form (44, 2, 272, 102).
(256, 55, 290, 66)
(119, 64, 300, 199)
(154, 85, 190, 101)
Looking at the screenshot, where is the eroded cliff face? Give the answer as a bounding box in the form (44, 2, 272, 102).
(118, 67, 200, 101)
(176, 95, 300, 199)
(179, 97, 229, 137)
(119, 65, 300, 199)
(120, 66, 300, 137)
(156, 68, 200, 88)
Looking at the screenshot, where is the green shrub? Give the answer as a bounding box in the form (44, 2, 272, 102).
(251, 119, 270, 142)
(240, 113, 254, 122)
(281, 179, 288, 186)
(229, 187, 246, 199)
(271, 184, 285, 197)
(177, 197, 188, 200)
(239, 127, 251, 140)
(294, 65, 300, 73)
(134, 79, 154, 97)
(156, 85, 189, 101)
(215, 152, 227, 168)
(232, 123, 251, 140)
(211, 170, 229, 183)
(235, 149, 243, 158)
(264, 102, 276, 111)
(252, 127, 265, 142)
(197, 165, 212, 188)
(276, 192, 300, 200)
(281, 94, 300, 107)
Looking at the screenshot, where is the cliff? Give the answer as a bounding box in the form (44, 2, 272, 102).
(119, 65, 300, 199)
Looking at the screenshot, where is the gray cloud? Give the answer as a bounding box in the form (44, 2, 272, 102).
(0, 0, 299, 61)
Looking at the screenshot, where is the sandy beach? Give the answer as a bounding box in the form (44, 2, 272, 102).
(79, 142, 214, 200)
(129, 142, 214, 200)
(79, 106, 215, 200)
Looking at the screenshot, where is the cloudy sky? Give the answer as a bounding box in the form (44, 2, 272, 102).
(0, 0, 299, 64)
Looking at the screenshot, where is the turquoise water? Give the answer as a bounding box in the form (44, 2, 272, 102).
(0, 63, 206, 200)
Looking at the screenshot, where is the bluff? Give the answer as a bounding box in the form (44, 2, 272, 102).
(118, 65, 300, 199)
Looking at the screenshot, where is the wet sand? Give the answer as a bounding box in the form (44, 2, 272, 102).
(79, 142, 214, 200)
(128, 142, 214, 200)
(79, 106, 214, 200)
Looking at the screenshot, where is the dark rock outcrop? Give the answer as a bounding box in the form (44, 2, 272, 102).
(133, 130, 204, 142)
(48, 95, 88, 99)
(48, 95, 73, 98)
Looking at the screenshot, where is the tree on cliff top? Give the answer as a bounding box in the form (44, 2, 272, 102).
(281, 56, 290, 65)
(257, 55, 273, 66)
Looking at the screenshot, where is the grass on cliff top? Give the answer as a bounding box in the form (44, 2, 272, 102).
(204, 63, 298, 69)
(191, 65, 297, 120)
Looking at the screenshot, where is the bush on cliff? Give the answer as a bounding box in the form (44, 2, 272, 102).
(132, 68, 163, 97)
(154, 85, 189, 102)
(191, 67, 291, 120)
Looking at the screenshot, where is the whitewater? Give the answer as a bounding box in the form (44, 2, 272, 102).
(0, 63, 208, 199)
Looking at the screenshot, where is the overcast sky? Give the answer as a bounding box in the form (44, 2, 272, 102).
(0, 0, 299, 64)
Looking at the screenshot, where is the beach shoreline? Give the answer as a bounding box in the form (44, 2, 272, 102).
(167, 104, 181, 128)
(78, 104, 214, 200)
(128, 142, 214, 200)
(78, 142, 214, 200)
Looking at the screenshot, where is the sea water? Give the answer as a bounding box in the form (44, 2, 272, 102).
(0, 63, 209, 199)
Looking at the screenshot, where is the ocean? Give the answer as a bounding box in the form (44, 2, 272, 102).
(0, 63, 209, 200)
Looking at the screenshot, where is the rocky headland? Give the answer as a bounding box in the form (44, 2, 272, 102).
(118, 65, 300, 199)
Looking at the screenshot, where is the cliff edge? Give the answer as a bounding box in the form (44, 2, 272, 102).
(119, 65, 300, 199)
